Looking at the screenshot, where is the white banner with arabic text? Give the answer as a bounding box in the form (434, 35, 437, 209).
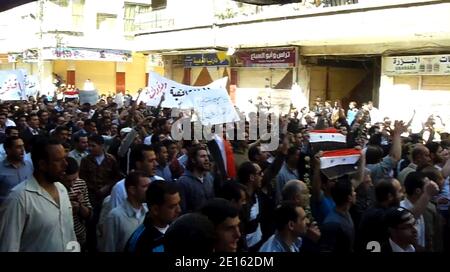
(138, 72, 240, 125)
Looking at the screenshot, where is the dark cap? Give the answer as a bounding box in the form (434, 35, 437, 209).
(385, 207, 415, 228)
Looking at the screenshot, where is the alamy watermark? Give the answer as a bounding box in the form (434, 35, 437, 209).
(170, 109, 280, 151)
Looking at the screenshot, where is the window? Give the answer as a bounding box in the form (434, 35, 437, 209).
(72, 0, 85, 31)
(51, 0, 69, 7)
(151, 0, 167, 10)
(124, 3, 151, 33)
(96, 13, 117, 31)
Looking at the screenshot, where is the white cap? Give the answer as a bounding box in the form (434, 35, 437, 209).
(120, 127, 133, 135)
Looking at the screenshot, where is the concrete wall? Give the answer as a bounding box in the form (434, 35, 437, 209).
(125, 52, 146, 94)
(75, 61, 115, 94)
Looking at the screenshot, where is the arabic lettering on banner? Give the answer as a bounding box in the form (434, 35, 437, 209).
(184, 53, 230, 67)
(138, 72, 240, 125)
(41, 47, 132, 62)
(233, 48, 296, 68)
(22, 72, 39, 98)
(384, 55, 450, 75)
(0, 70, 26, 101)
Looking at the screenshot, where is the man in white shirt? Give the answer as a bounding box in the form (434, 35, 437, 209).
(0, 138, 77, 252)
(400, 172, 439, 250)
(102, 171, 150, 252)
(109, 144, 163, 211)
(384, 207, 418, 252)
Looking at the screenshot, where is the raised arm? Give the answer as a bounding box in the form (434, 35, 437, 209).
(390, 120, 407, 163)
(351, 147, 366, 189)
(409, 179, 439, 218)
(311, 151, 323, 201)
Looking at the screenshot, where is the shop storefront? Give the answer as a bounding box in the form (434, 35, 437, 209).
(231, 47, 297, 114)
(379, 54, 450, 133)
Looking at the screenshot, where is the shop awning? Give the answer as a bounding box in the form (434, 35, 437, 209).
(0, 0, 37, 12)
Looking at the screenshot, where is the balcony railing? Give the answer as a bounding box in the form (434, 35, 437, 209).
(319, 0, 359, 7)
(133, 0, 440, 32)
(132, 9, 175, 33)
(213, 0, 361, 22)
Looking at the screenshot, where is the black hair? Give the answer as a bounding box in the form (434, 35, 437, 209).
(368, 126, 380, 136)
(331, 179, 353, 206)
(200, 198, 239, 227)
(88, 134, 104, 145)
(375, 178, 397, 203)
(248, 145, 260, 162)
(441, 140, 450, 150)
(404, 172, 426, 196)
(365, 145, 384, 164)
(274, 201, 301, 231)
(54, 125, 69, 135)
(185, 145, 207, 171)
(65, 156, 79, 175)
(73, 132, 88, 143)
(5, 126, 18, 136)
(129, 144, 155, 171)
(287, 146, 299, 160)
(26, 113, 38, 121)
(152, 142, 166, 155)
(161, 139, 176, 148)
(30, 137, 61, 171)
(152, 118, 168, 130)
(425, 142, 440, 154)
(36, 109, 48, 118)
(146, 180, 179, 206)
(84, 119, 96, 127)
(237, 161, 257, 185)
(3, 136, 21, 150)
(164, 213, 215, 254)
(125, 170, 147, 189)
(218, 182, 247, 203)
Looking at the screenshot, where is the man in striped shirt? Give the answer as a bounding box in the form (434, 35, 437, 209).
(61, 157, 92, 250)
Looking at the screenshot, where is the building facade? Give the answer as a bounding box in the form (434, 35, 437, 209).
(0, 0, 152, 96)
(132, 0, 450, 127)
(1, 0, 449, 129)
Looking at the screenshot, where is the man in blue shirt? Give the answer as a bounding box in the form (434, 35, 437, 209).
(320, 178, 356, 252)
(275, 147, 300, 204)
(259, 202, 309, 252)
(0, 136, 33, 204)
(177, 145, 214, 213)
(311, 153, 336, 226)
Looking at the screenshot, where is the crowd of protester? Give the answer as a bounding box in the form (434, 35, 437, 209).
(0, 92, 449, 253)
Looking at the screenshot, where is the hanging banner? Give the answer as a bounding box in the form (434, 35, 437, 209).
(0, 70, 26, 101)
(233, 47, 296, 68)
(383, 54, 450, 75)
(184, 52, 230, 67)
(138, 72, 240, 125)
(79, 90, 99, 105)
(23, 73, 39, 98)
(41, 47, 132, 62)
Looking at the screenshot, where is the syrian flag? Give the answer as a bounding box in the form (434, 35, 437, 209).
(309, 128, 347, 152)
(320, 148, 361, 179)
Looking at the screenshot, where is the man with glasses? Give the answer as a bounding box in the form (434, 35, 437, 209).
(383, 207, 418, 252)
